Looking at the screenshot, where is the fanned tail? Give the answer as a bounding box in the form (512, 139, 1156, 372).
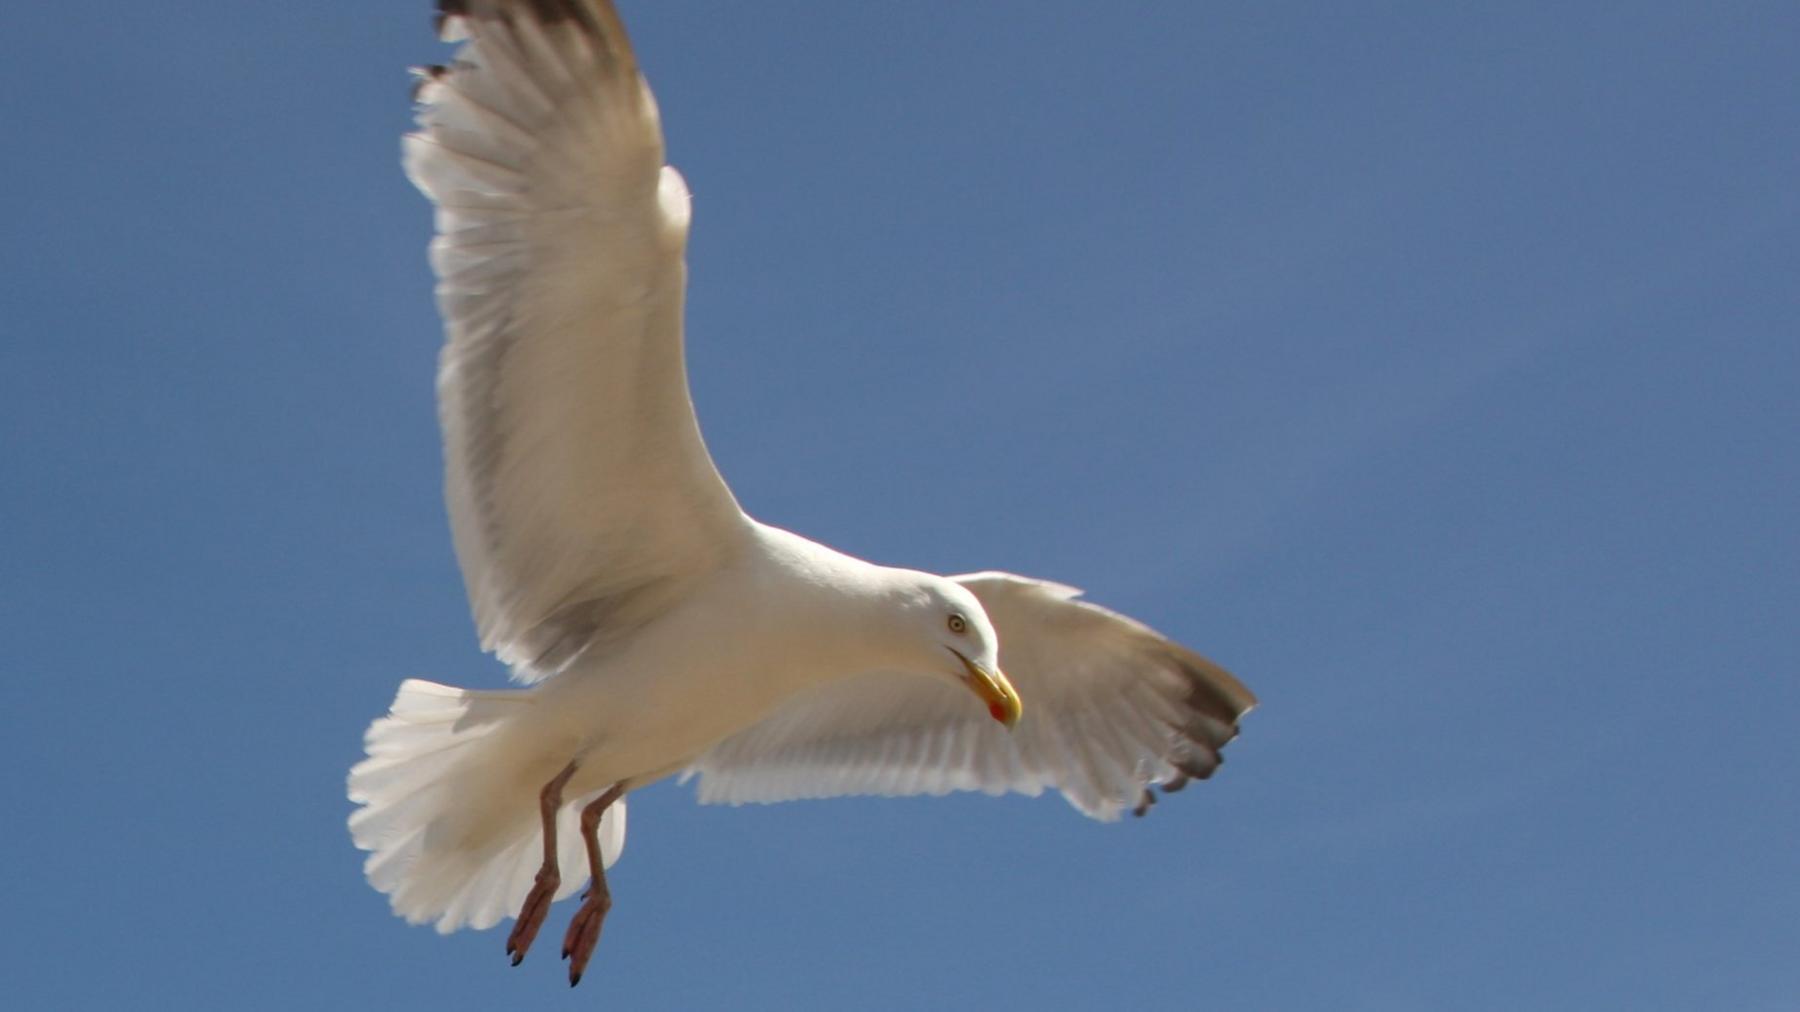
(347, 679, 626, 933)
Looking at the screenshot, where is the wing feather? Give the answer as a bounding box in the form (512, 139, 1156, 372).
(684, 572, 1256, 820)
(409, 1, 746, 681)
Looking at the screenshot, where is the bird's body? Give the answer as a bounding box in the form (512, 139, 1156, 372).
(511, 523, 992, 799)
(353, 521, 998, 933)
(351, 0, 1255, 984)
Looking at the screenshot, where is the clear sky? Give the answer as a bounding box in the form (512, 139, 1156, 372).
(3, 2, 1796, 1009)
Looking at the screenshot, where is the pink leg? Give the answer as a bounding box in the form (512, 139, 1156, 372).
(561, 784, 626, 987)
(503, 760, 578, 966)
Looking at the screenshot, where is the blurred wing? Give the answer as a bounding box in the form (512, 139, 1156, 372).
(684, 572, 1256, 820)
(409, 1, 746, 680)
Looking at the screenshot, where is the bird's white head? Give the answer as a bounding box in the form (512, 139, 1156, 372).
(888, 575, 1022, 729)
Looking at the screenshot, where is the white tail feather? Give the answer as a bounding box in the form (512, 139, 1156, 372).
(348, 679, 626, 933)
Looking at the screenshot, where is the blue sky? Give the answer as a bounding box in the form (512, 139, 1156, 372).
(3, 1, 1796, 1008)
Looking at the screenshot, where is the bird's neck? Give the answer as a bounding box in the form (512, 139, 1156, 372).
(746, 522, 931, 684)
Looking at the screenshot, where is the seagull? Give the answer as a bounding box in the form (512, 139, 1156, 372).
(349, 0, 1256, 988)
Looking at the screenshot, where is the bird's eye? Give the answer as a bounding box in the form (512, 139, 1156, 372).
(947, 613, 968, 634)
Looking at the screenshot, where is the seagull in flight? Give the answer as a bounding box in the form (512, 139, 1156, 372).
(349, 0, 1256, 988)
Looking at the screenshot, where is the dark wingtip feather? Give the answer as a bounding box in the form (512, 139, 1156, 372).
(1141, 646, 1254, 803)
(1173, 751, 1221, 783)
(434, 0, 466, 39)
(409, 63, 451, 102)
(1169, 650, 1255, 726)
(429, 1, 627, 66)
(436, 0, 603, 30)
(1132, 788, 1156, 817)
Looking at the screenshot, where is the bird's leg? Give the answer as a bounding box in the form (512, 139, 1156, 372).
(504, 760, 579, 966)
(561, 783, 626, 987)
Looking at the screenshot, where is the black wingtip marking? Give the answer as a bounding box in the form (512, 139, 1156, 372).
(1172, 654, 1251, 730)
(436, 0, 602, 29)
(1173, 751, 1221, 783)
(430, 0, 628, 69)
(433, 0, 466, 39)
(409, 63, 450, 102)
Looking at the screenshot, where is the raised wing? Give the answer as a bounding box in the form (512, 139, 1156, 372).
(684, 572, 1256, 820)
(409, 0, 747, 680)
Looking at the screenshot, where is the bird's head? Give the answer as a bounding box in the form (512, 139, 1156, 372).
(894, 576, 1022, 729)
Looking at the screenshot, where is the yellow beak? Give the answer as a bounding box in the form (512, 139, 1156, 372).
(952, 649, 1023, 728)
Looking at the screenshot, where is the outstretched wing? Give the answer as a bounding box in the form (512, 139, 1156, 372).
(684, 572, 1256, 820)
(409, 0, 747, 680)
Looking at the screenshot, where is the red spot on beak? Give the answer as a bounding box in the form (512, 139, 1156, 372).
(988, 702, 1008, 723)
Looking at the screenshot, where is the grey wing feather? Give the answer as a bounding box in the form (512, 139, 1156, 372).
(684, 571, 1255, 820)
